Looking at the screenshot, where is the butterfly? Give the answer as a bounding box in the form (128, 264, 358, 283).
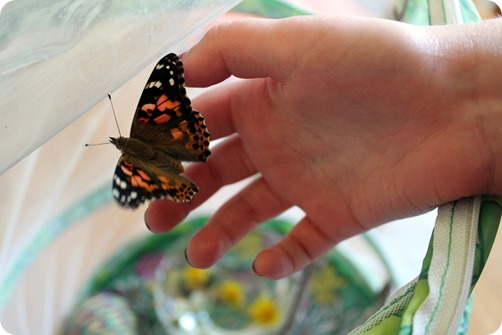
(110, 53, 211, 208)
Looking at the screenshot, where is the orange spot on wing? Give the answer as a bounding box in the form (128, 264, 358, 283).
(158, 176, 169, 187)
(131, 175, 141, 187)
(121, 164, 133, 176)
(131, 175, 157, 192)
(137, 169, 151, 181)
(171, 129, 183, 140)
(144, 182, 157, 192)
(141, 103, 155, 113)
(153, 114, 171, 124)
(157, 94, 181, 112)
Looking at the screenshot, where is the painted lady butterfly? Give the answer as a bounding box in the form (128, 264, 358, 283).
(110, 53, 211, 208)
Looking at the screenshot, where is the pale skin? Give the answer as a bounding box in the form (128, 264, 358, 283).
(144, 16, 502, 279)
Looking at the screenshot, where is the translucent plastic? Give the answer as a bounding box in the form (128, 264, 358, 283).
(0, 0, 240, 174)
(0, 0, 241, 333)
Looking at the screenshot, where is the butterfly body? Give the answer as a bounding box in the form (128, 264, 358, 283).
(111, 53, 210, 208)
(110, 136, 183, 173)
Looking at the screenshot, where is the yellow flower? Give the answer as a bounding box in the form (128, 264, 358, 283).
(311, 265, 347, 305)
(217, 280, 245, 306)
(248, 295, 280, 326)
(183, 266, 210, 290)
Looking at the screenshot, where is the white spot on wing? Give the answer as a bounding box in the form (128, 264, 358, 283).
(146, 81, 163, 89)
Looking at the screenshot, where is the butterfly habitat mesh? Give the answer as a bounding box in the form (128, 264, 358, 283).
(0, 0, 438, 334)
(0, 0, 241, 333)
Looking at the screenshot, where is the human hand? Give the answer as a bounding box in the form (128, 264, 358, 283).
(145, 16, 500, 279)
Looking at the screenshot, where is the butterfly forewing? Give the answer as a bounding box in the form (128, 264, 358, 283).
(131, 53, 210, 162)
(131, 53, 190, 132)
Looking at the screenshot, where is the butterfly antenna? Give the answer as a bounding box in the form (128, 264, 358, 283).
(84, 142, 109, 147)
(108, 92, 122, 137)
(84, 93, 121, 147)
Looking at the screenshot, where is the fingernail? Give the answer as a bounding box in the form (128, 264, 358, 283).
(184, 248, 193, 267)
(252, 260, 263, 277)
(178, 52, 186, 60)
(144, 210, 153, 232)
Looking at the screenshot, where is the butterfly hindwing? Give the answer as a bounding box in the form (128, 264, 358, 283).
(110, 53, 210, 208)
(112, 156, 198, 208)
(158, 109, 210, 162)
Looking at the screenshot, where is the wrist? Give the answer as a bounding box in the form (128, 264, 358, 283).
(439, 20, 502, 195)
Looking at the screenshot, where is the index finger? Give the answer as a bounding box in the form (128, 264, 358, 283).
(182, 16, 313, 87)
